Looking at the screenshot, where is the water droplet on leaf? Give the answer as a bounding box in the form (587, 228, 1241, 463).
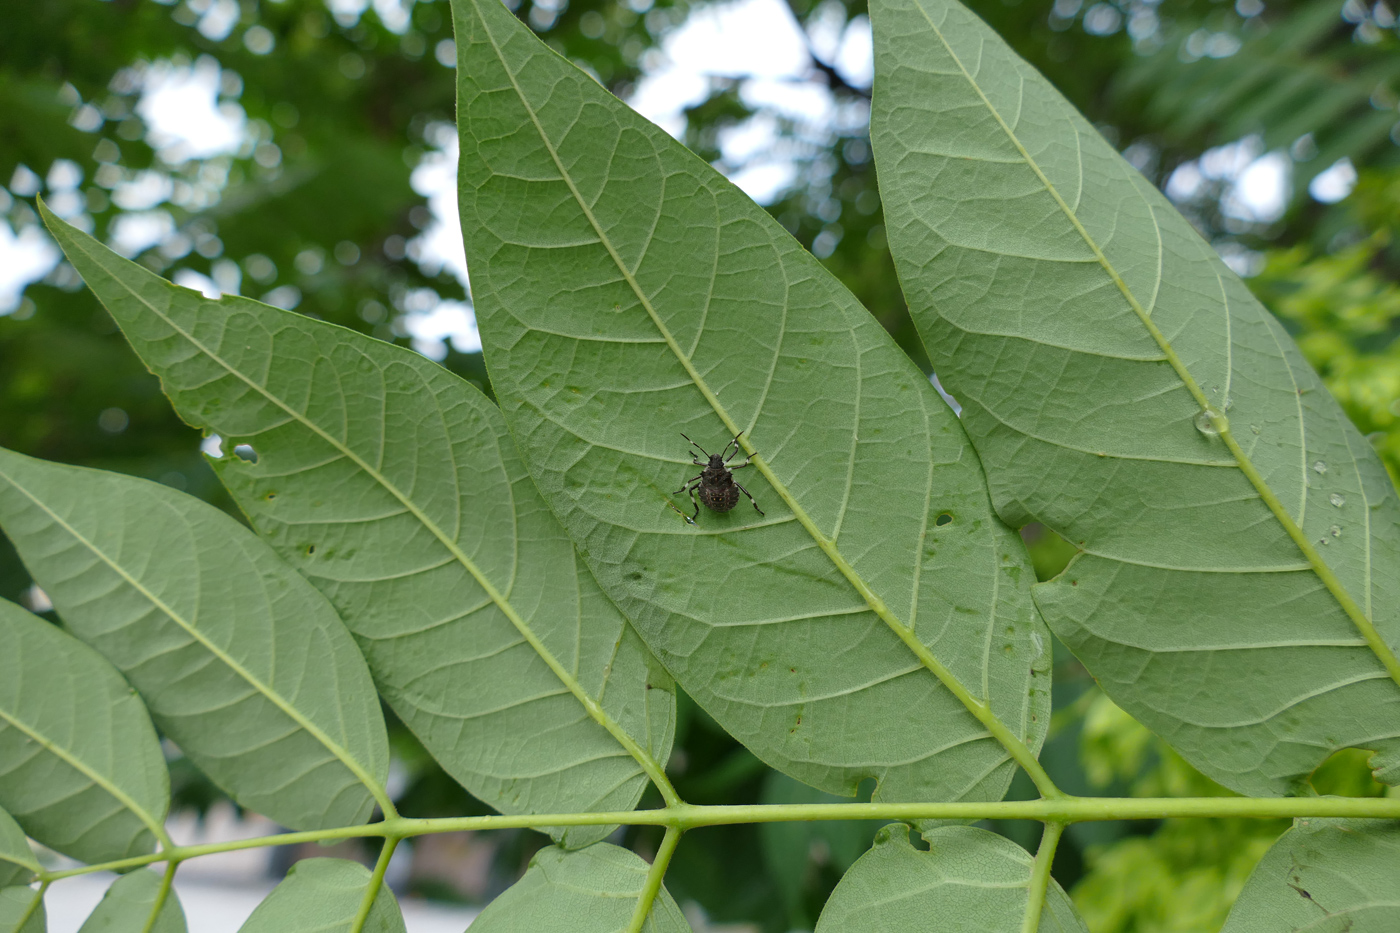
(1329, 525, 1342, 538)
(1313, 460, 1328, 475)
(1329, 493, 1345, 507)
(1195, 408, 1226, 437)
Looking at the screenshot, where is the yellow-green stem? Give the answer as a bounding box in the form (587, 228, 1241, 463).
(350, 836, 401, 933)
(625, 827, 682, 933)
(39, 794, 1400, 882)
(139, 862, 178, 933)
(14, 882, 47, 931)
(1020, 822, 1064, 933)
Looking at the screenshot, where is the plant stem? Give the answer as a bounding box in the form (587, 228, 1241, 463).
(39, 793, 1400, 882)
(14, 882, 46, 930)
(350, 836, 400, 933)
(624, 827, 682, 933)
(1020, 822, 1063, 933)
(139, 862, 178, 933)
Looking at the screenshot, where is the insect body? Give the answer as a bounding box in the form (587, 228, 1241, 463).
(672, 433, 764, 524)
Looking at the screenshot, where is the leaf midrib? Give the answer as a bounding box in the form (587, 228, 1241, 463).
(0, 673, 170, 850)
(52, 213, 677, 808)
(470, 0, 1057, 797)
(910, 0, 1400, 688)
(0, 463, 396, 822)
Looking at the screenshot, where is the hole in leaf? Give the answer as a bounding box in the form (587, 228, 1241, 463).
(306, 545, 316, 556)
(934, 512, 953, 526)
(233, 444, 258, 463)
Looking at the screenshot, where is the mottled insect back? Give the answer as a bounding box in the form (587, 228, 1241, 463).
(671, 433, 764, 524)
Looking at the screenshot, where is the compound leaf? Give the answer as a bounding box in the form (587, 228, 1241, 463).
(815, 824, 1086, 932)
(0, 808, 38, 889)
(1222, 818, 1400, 932)
(871, 0, 1400, 796)
(0, 448, 390, 831)
(452, 0, 1048, 810)
(0, 598, 168, 865)
(77, 869, 186, 933)
(38, 204, 674, 847)
(470, 843, 691, 933)
(237, 859, 404, 933)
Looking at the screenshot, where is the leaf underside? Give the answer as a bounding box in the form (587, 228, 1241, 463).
(40, 204, 674, 847)
(0, 598, 168, 865)
(236, 858, 405, 933)
(872, 0, 1400, 796)
(469, 842, 692, 933)
(452, 0, 1048, 809)
(0, 807, 39, 889)
(77, 869, 187, 933)
(0, 447, 390, 832)
(0, 886, 45, 933)
(814, 824, 1087, 932)
(1222, 818, 1400, 932)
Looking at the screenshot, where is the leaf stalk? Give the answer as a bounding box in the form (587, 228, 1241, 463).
(350, 835, 400, 933)
(1020, 821, 1063, 933)
(624, 827, 682, 933)
(38, 794, 1400, 883)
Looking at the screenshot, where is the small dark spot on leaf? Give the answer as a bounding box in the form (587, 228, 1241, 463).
(265, 492, 277, 501)
(789, 668, 796, 673)
(306, 545, 316, 555)
(1070, 580, 1078, 586)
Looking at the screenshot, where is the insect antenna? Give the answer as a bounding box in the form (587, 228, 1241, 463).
(679, 432, 709, 460)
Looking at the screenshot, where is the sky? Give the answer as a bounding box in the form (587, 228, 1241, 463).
(0, 0, 1364, 348)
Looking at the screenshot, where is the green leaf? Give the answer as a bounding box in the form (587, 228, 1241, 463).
(77, 870, 186, 933)
(870, 0, 1400, 796)
(814, 824, 1086, 932)
(451, 0, 1049, 809)
(38, 204, 675, 847)
(0, 448, 390, 832)
(470, 843, 691, 933)
(0, 808, 38, 889)
(0, 886, 45, 933)
(0, 598, 168, 865)
(237, 859, 404, 933)
(1222, 817, 1400, 932)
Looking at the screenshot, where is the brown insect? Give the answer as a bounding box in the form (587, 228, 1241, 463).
(671, 433, 764, 525)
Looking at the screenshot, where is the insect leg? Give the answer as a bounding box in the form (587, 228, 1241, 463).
(687, 484, 701, 523)
(734, 481, 764, 516)
(672, 473, 702, 494)
(721, 433, 741, 462)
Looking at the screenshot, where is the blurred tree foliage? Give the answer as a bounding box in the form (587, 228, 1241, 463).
(1, 0, 1398, 928)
